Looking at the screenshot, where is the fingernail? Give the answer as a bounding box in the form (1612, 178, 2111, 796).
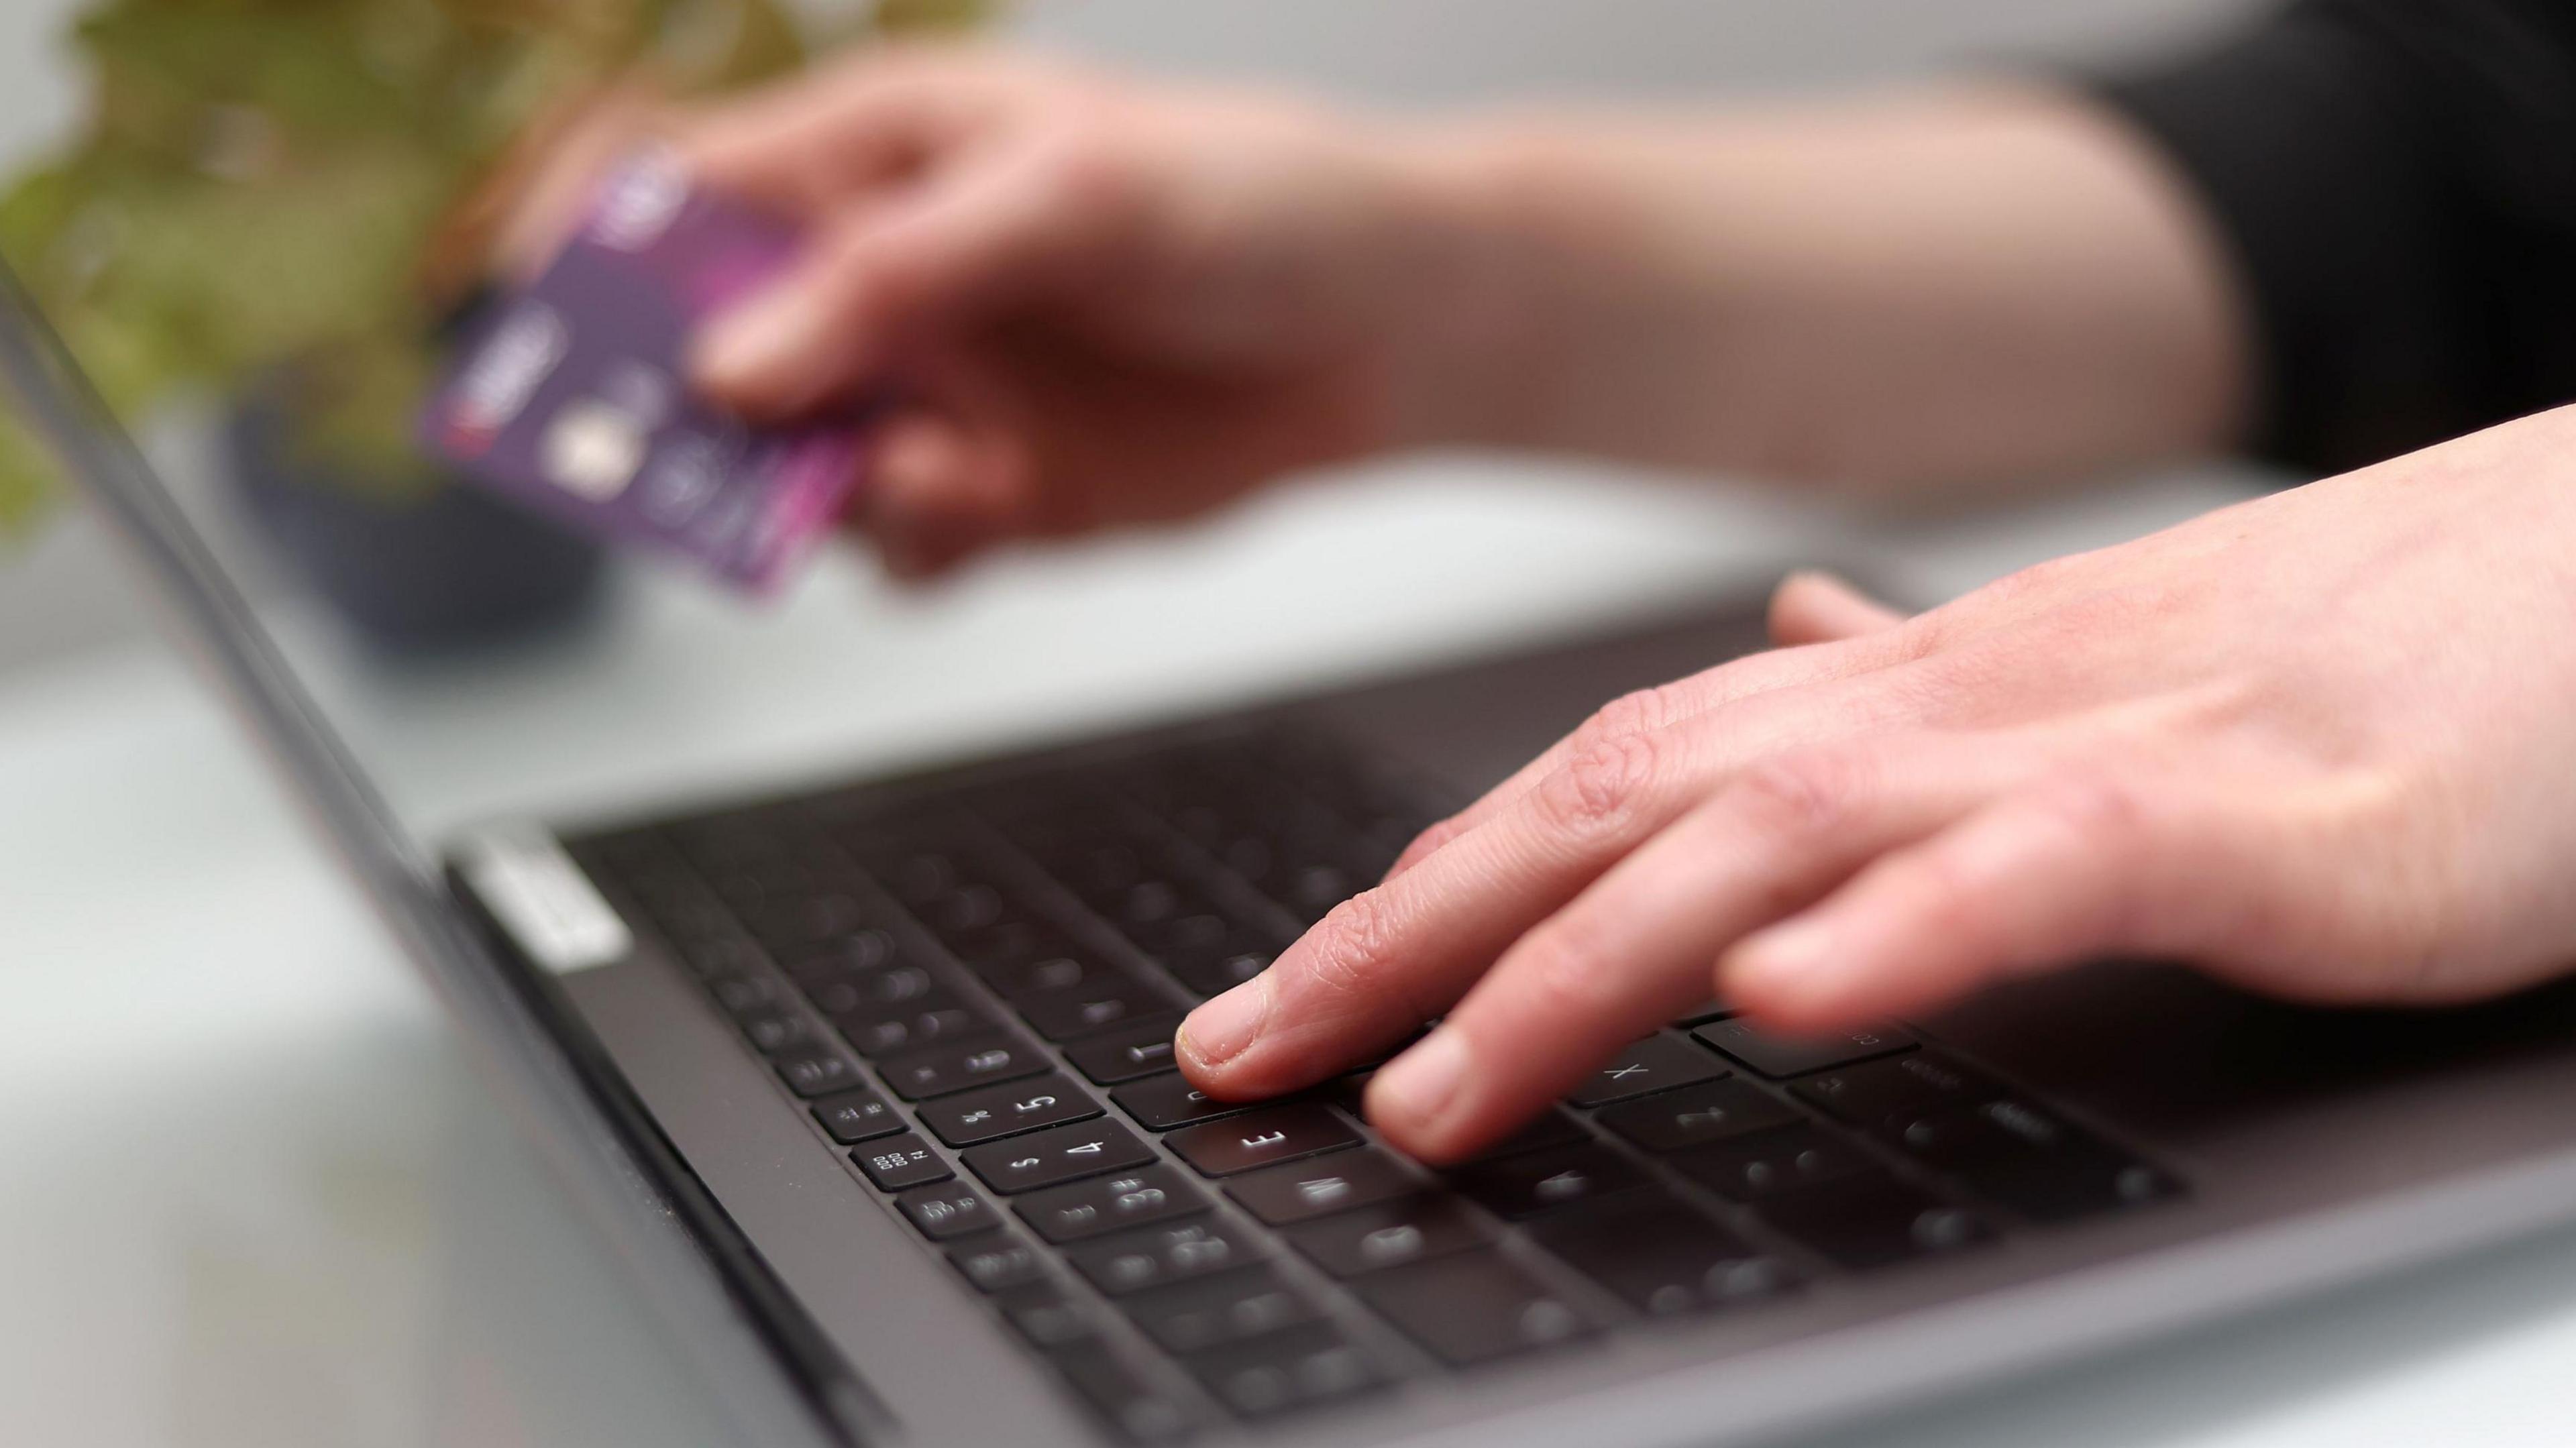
(1368, 1026, 1470, 1135)
(696, 289, 810, 394)
(1180, 976, 1271, 1069)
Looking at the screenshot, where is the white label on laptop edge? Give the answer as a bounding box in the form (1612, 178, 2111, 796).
(459, 823, 633, 975)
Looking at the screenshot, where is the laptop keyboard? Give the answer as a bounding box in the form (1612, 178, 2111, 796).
(566, 725, 2183, 1440)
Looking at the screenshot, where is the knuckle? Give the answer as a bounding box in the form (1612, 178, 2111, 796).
(1898, 840, 2001, 948)
(1538, 726, 1668, 836)
(1513, 921, 1627, 1020)
(1029, 123, 1142, 213)
(1731, 751, 1860, 838)
(1299, 887, 1404, 1007)
(1580, 683, 1682, 749)
(2031, 773, 2151, 853)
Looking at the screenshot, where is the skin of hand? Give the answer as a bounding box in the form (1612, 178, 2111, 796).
(561, 46, 2248, 577)
(1177, 405, 2576, 1162)
(665, 48, 1529, 579)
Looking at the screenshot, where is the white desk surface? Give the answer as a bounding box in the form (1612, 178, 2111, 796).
(9, 461, 2576, 1448)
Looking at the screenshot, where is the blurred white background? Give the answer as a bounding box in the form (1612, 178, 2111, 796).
(0, 0, 2260, 673)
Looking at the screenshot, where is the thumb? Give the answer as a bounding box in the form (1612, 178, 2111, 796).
(1768, 569, 1910, 647)
(693, 140, 1140, 419)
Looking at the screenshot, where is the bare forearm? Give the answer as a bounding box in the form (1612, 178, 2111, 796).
(1392, 87, 2252, 501)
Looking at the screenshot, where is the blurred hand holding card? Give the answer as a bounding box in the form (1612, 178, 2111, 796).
(422, 152, 863, 593)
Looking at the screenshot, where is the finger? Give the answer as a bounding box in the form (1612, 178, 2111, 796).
(857, 413, 1026, 579)
(1719, 775, 2193, 1032)
(1768, 570, 1909, 647)
(1179, 673, 1931, 1099)
(694, 137, 1142, 418)
(1366, 737, 2020, 1162)
(1383, 626, 1929, 880)
(674, 48, 1022, 218)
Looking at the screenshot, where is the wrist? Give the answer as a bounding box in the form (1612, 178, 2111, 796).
(1368, 121, 1603, 451)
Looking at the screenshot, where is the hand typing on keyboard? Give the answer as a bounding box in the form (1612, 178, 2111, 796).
(527, 52, 2576, 1170)
(1179, 414, 2576, 1160)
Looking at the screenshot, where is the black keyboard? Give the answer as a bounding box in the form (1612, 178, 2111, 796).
(568, 724, 2183, 1441)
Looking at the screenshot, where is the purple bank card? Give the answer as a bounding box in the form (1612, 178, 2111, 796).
(421, 152, 862, 593)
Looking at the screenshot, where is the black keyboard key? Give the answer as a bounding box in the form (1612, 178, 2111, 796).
(1529, 1194, 1799, 1314)
(1352, 1249, 1593, 1364)
(1564, 1032, 1729, 1107)
(963, 1119, 1156, 1194)
(1018, 1164, 1214, 1243)
(710, 972, 783, 1016)
(800, 960, 941, 1015)
(781, 926, 904, 979)
(1595, 1077, 1802, 1153)
(1069, 1215, 1261, 1296)
(1110, 1073, 1259, 1131)
(773, 1044, 861, 1097)
(809, 1087, 903, 1144)
(1445, 1141, 1650, 1219)
(739, 1006, 817, 1054)
(1167, 1104, 1360, 1177)
(985, 949, 1113, 999)
(1066, 1017, 1184, 1084)
(1282, 1194, 1489, 1278)
(1122, 1264, 1320, 1354)
(949, 1233, 1049, 1292)
(1894, 1100, 2182, 1222)
(832, 993, 994, 1058)
(1046, 1341, 1197, 1443)
(881, 1032, 1049, 1100)
(1226, 1146, 1419, 1225)
(1018, 978, 1172, 1042)
(1180, 1322, 1381, 1420)
(919, 1072, 1104, 1146)
(998, 1280, 1102, 1349)
(1694, 1018, 1915, 1078)
(1790, 1050, 2002, 1133)
(1672, 1122, 1875, 1201)
(1672, 998, 1735, 1026)
(1458, 1107, 1589, 1162)
(896, 1182, 1001, 1241)
(1754, 1171, 1993, 1270)
(853, 1133, 952, 1191)
(1167, 945, 1274, 1000)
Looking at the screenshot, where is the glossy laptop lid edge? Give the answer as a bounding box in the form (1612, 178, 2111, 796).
(0, 258, 863, 1448)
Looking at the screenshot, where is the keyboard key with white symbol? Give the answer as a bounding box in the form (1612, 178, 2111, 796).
(1166, 1104, 1359, 1176)
(1594, 1077, 1802, 1153)
(1694, 1018, 1916, 1079)
(918, 1072, 1104, 1146)
(1111, 1072, 1263, 1131)
(1016, 1164, 1214, 1243)
(1122, 1264, 1321, 1353)
(896, 1182, 1000, 1241)
(1069, 1216, 1263, 1295)
(1564, 1032, 1729, 1107)
(1281, 1194, 1489, 1277)
(1064, 1017, 1185, 1084)
(1226, 1148, 1419, 1226)
(1352, 1249, 1597, 1364)
(963, 1119, 1156, 1194)
(1445, 1141, 1652, 1219)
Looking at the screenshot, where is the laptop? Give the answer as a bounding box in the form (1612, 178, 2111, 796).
(15, 256, 2576, 1448)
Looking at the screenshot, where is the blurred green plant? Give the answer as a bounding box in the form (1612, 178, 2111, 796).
(0, 0, 991, 537)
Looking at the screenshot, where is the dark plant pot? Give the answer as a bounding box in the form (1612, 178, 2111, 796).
(224, 389, 610, 656)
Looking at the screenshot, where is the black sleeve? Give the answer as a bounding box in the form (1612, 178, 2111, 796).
(2094, 0, 2576, 475)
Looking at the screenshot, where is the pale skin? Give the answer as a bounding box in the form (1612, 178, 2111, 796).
(513, 48, 2576, 1162)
